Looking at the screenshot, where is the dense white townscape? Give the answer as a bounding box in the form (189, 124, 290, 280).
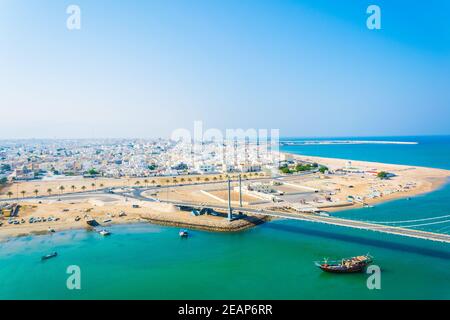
(0, 139, 280, 183)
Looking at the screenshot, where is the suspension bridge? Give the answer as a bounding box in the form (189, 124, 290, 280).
(156, 200, 450, 243)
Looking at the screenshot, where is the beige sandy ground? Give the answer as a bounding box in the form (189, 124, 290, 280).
(149, 185, 261, 206)
(0, 196, 266, 241)
(287, 154, 450, 211)
(1, 155, 449, 240)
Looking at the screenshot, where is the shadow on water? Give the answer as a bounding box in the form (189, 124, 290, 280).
(262, 221, 450, 260)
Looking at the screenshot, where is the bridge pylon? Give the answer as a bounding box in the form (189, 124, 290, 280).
(227, 177, 232, 221)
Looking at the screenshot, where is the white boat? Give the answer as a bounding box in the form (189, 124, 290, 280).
(99, 229, 111, 236)
(179, 230, 188, 238)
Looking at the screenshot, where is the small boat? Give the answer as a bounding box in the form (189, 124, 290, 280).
(86, 219, 100, 227)
(315, 254, 373, 273)
(179, 230, 189, 238)
(99, 229, 111, 236)
(41, 252, 58, 261)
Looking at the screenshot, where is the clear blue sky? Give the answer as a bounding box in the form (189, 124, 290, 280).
(1, 0, 449, 139)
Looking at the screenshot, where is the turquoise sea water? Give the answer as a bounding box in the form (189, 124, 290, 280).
(0, 136, 449, 299)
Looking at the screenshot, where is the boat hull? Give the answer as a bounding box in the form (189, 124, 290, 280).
(315, 255, 373, 273)
(41, 253, 58, 261)
(318, 265, 366, 273)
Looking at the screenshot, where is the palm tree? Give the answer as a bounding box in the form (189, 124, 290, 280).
(71, 185, 76, 193)
(81, 186, 86, 191)
(7, 191, 13, 199)
(204, 177, 210, 182)
(135, 181, 141, 187)
(196, 177, 201, 182)
(151, 180, 156, 185)
(91, 183, 96, 190)
(59, 186, 65, 194)
(180, 178, 185, 183)
(213, 177, 217, 181)
(33, 189, 39, 197)
(187, 178, 192, 183)
(165, 179, 170, 185)
(99, 183, 104, 188)
(144, 179, 149, 187)
(20, 190, 26, 198)
(47, 188, 52, 196)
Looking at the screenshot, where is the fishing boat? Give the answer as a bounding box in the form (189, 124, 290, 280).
(315, 254, 373, 273)
(179, 230, 189, 238)
(41, 252, 58, 261)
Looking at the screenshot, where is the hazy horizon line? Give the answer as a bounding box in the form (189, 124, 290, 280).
(0, 134, 449, 142)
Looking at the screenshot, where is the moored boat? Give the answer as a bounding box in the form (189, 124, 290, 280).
(99, 229, 111, 236)
(315, 254, 373, 273)
(179, 230, 189, 238)
(41, 252, 58, 261)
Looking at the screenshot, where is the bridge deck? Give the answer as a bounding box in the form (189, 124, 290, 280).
(168, 201, 450, 244)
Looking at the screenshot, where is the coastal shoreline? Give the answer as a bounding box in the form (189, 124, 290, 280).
(283, 152, 450, 210)
(1, 153, 450, 242)
(0, 215, 272, 243)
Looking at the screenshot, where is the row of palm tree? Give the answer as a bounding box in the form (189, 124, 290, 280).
(131, 172, 265, 187)
(130, 172, 267, 188)
(134, 179, 157, 187)
(4, 182, 111, 199)
(3, 172, 266, 199)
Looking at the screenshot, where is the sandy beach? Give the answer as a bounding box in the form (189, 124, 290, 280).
(287, 153, 450, 210)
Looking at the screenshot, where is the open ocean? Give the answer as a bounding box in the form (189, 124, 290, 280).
(0, 136, 449, 299)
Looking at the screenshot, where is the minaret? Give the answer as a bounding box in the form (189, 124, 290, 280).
(233, 139, 238, 168)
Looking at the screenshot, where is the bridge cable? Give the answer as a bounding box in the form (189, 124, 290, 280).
(393, 219, 450, 229)
(363, 214, 450, 225)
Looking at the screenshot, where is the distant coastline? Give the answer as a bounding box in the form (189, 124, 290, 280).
(280, 140, 418, 146)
